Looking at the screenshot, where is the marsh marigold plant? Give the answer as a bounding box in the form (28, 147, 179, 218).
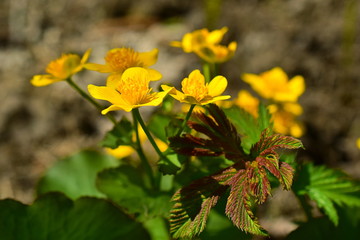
(88, 67, 171, 113)
(85, 48, 162, 87)
(21, 25, 360, 240)
(162, 69, 230, 105)
(241, 67, 305, 102)
(171, 27, 237, 63)
(31, 49, 91, 86)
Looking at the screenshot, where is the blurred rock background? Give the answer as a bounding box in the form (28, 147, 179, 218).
(0, 0, 359, 238)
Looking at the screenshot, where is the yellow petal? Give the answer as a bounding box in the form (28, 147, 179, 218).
(146, 69, 162, 81)
(182, 33, 195, 52)
(188, 69, 205, 84)
(200, 95, 231, 105)
(264, 67, 288, 86)
(207, 75, 227, 96)
(84, 63, 113, 73)
(283, 102, 303, 116)
(290, 123, 304, 138)
(102, 104, 133, 114)
(170, 41, 182, 48)
(81, 48, 92, 64)
(228, 41, 237, 52)
(242, 73, 270, 99)
(288, 75, 305, 99)
(88, 85, 126, 105)
(139, 87, 173, 107)
(106, 146, 135, 159)
(30, 75, 62, 87)
(106, 74, 122, 88)
(138, 48, 159, 67)
(207, 27, 228, 45)
(121, 67, 149, 83)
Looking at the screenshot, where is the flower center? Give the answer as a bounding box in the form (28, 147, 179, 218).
(105, 48, 142, 72)
(46, 54, 80, 79)
(182, 76, 208, 102)
(116, 75, 150, 105)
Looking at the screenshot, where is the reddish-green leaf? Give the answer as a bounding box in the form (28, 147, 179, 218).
(225, 169, 268, 236)
(170, 166, 237, 238)
(169, 104, 246, 162)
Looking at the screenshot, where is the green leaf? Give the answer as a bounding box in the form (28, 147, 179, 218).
(148, 113, 172, 142)
(37, 150, 119, 199)
(143, 217, 170, 240)
(158, 151, 188, 175)
(0, 192, 150, 240)
(287, 206, 360, 240)
(96, 165, 172, 220)
(100, 117, 134, 148)
(293, 163, 360, 225)
(257, 103, 273, 131)
(222, 106, 261, 153)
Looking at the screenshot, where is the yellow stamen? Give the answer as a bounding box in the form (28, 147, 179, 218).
(105, 48, 143, 72)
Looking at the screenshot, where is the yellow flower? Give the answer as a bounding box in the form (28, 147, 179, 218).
(241, 67, 305, 102)
(171, 27, 237, 63)
(88, 67, 172, 113)
(85, 48, 161, 87)
(268, 103, 304, 137)
(357, 138, 360, 149)
(234, 90, 260, 117)
(31, 49, 91, 87)
(161, 69, 230, 105)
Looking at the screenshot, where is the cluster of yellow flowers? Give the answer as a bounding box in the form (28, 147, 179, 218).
(237, 67, 305, 137)
(30, 27, 305, 143)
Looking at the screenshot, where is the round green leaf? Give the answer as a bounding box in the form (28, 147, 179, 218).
(37, 150, 119, 199)
(0, 192, 150, 240)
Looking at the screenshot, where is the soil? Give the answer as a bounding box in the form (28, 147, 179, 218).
(0, 0, 359, 238)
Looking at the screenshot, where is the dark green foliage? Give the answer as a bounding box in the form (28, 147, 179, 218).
(287, 207, 360, 240)
(0, 192, 150, 240)
(223, 103, 272, 153)
(100, 117, 134, 149)
(293, 163, 360, 225)
(37, 150, 119, 199)
(96, 165, 173, 221)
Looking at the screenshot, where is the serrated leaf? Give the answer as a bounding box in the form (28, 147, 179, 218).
(225, 169, 267, 236)
(170, 166, 237, 238)
(169, 104, 246, 161)
(0, 192, 150, 240)
(37, 150, 119, 199)
(200, 210, 252, 239)
(250, 129, 304, 158)
(293, 163, 360, 225)
(100, 117, 134, 148)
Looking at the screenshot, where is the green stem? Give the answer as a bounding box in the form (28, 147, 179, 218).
(132, 111, 155, 188)
(132, 108, 166, 161)
(203, 62, 211, 83)
(66, 78, 117, 125)
(177, 104, 196, 136)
